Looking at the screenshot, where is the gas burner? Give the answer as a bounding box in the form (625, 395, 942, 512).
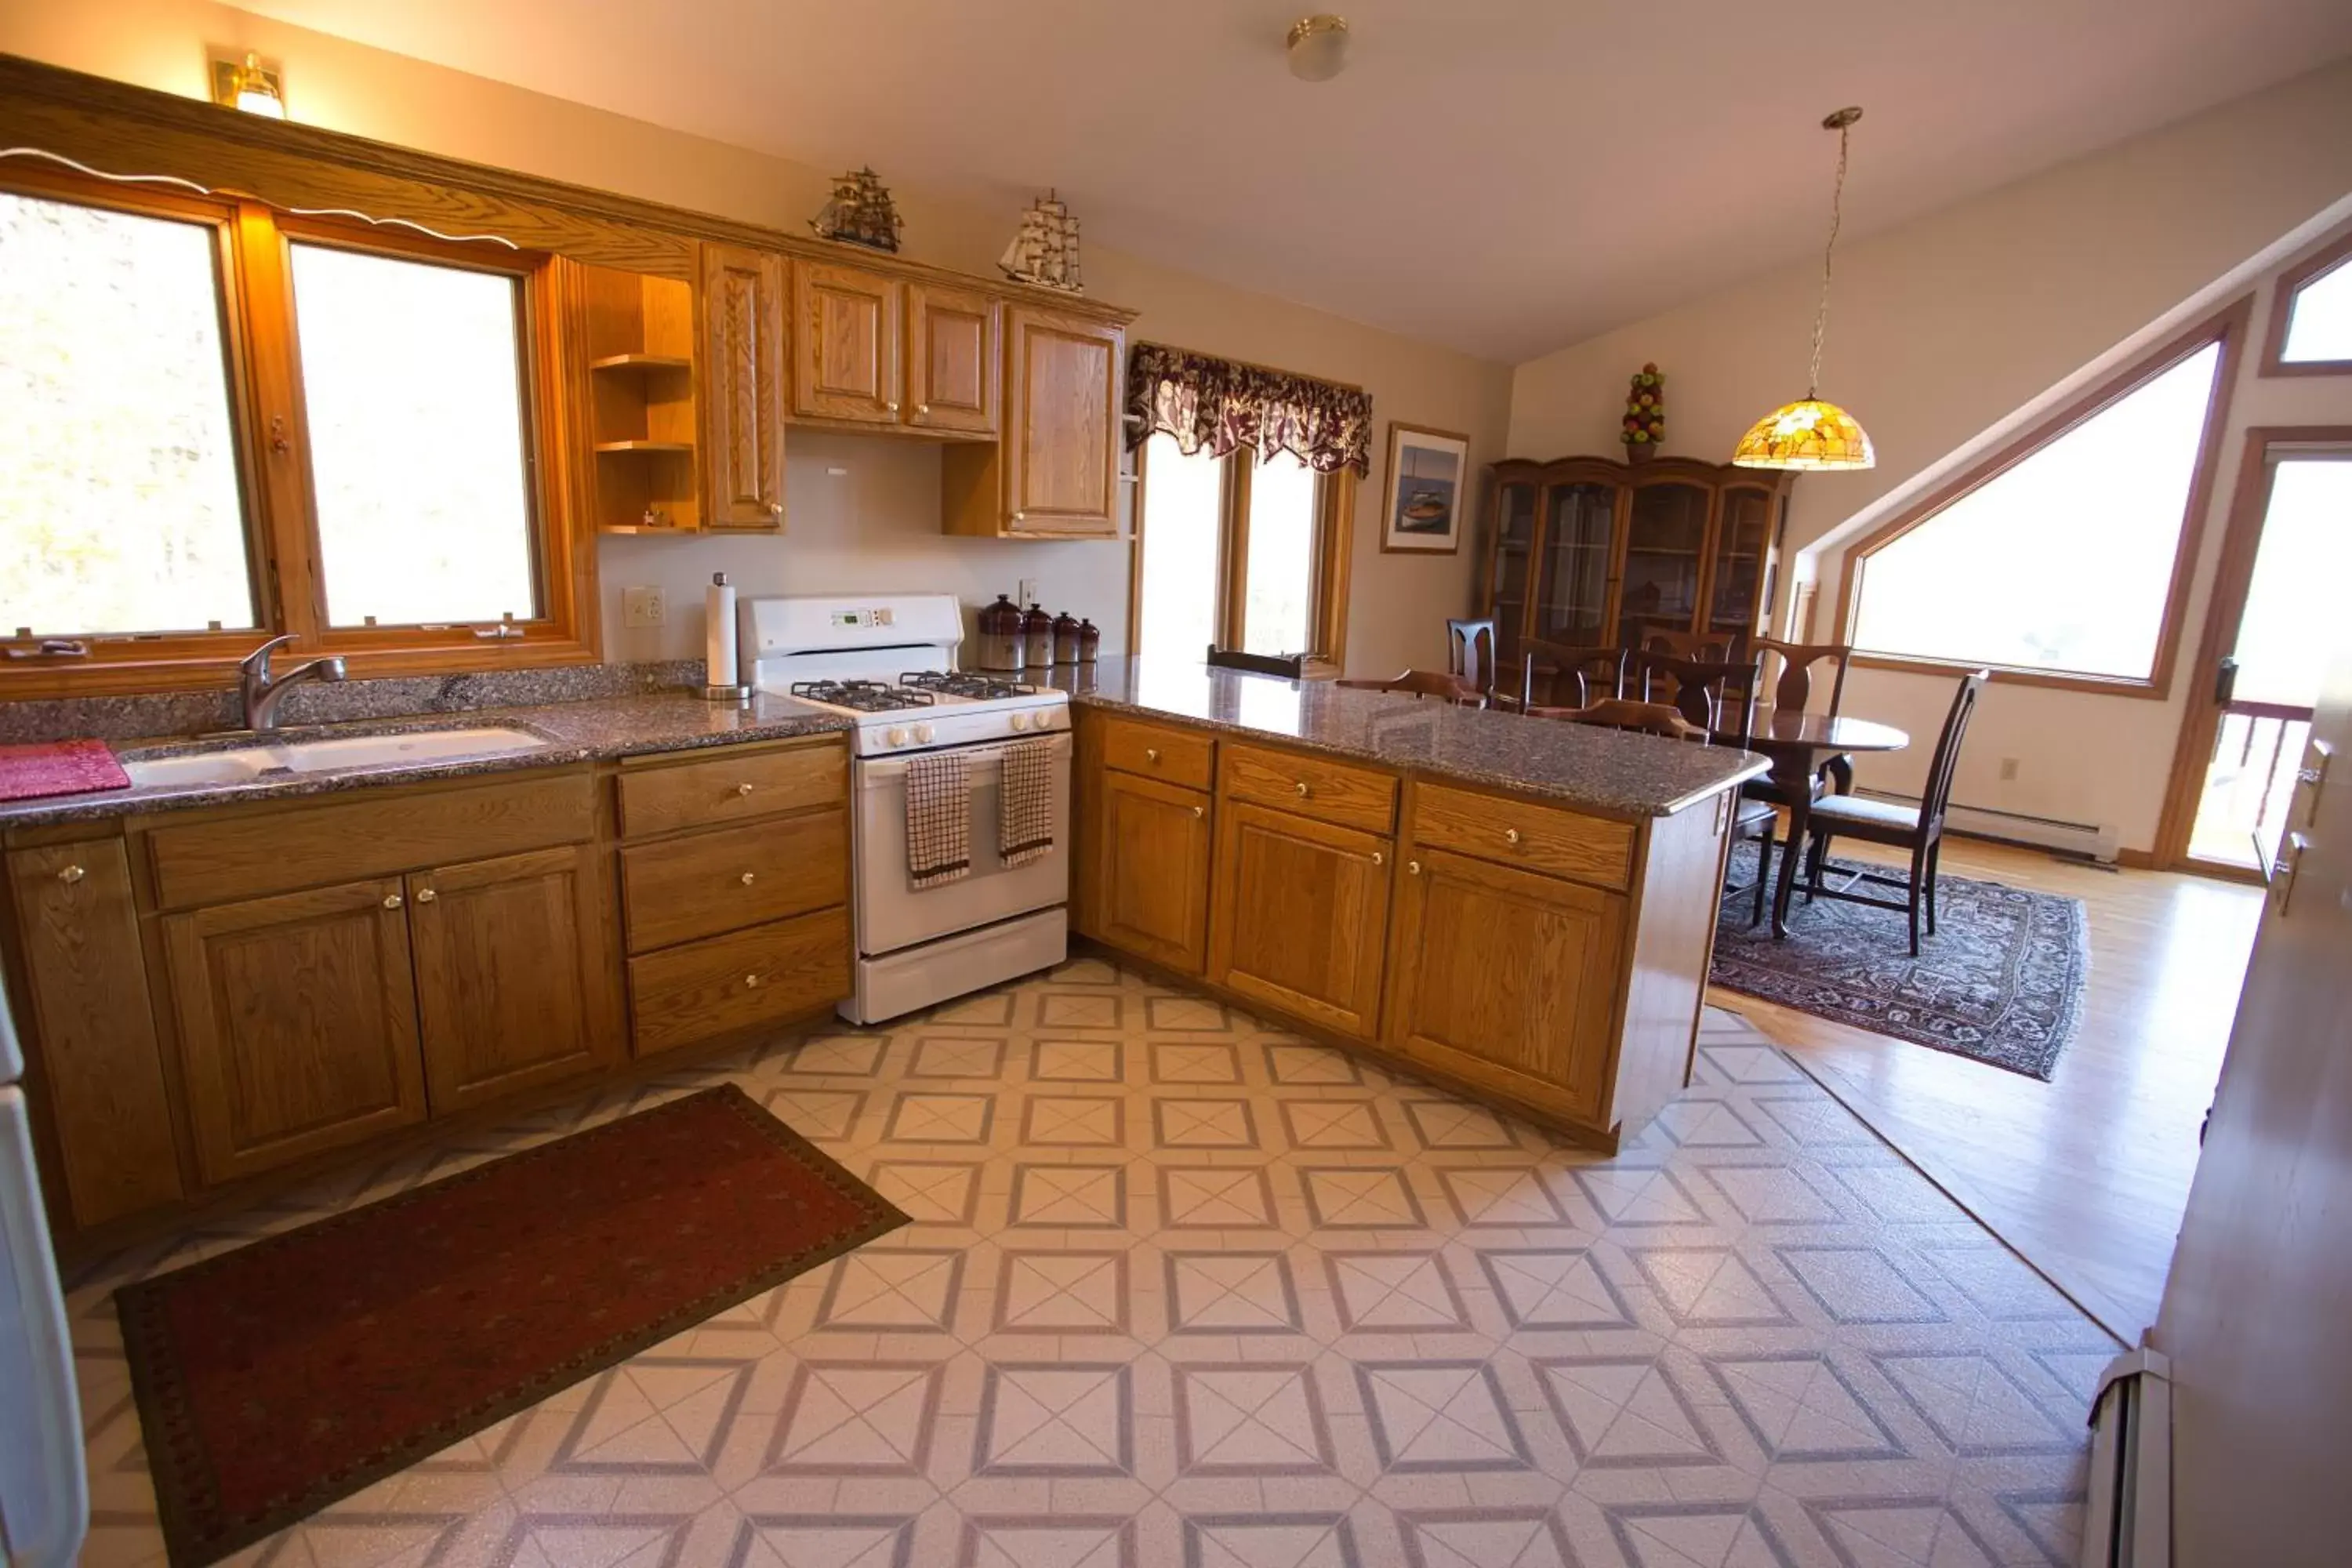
(790, 679, 935, 713)
(901, 670, 1039, 700)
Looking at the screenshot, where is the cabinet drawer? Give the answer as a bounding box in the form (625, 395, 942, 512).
(1410, 782, 1635, 891)
(617, 737, 847, 839)
(627, 906, 851, 1057)
(621, 809, 848, 953)
(147, 770, 596, 910)
(1101, 715, 1215, 792)
(1220, 742, 1397, 836)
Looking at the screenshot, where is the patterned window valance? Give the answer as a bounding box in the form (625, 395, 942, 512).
(1124, 342, 1374, 477)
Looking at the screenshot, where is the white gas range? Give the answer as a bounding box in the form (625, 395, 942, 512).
(740, 595, 1072, 1024)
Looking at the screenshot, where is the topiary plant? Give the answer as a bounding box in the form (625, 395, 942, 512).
(1621, 362, 1666, 456)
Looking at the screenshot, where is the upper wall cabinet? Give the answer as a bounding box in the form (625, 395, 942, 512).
(699, 243, 788, 530)
(793, 261, 905, 423)
(562, 260, 703, 534)
(906, 282, 1000, 437)
(941, 306, 1124, 539)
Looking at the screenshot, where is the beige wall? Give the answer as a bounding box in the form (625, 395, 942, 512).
(0, 0, 1512, 674)
(1507, 58, 2352, 853)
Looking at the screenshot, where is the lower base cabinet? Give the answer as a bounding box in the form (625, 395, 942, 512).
(627, 906, 851, 1056)
(408, 845, 625, 1115)
(162, 877, 429, 1186)
(1096, 769, 1213, 974)
(1382, 846, 1626, 1127)
(1209, 800, 1392, 1040)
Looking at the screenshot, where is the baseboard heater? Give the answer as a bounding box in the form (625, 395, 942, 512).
(2081, 1347, 2172, 1566)
(1853, 789, 2119, 863)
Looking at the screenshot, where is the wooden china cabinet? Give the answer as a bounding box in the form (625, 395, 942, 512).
(1479, 455, 1795, 699)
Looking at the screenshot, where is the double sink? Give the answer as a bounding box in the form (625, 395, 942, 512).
(121, 726, 552, 789)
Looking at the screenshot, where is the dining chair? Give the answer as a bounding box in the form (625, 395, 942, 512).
(1446, 618, 1497, 702)
(1534, 697, 1709, 740)
(1629, 652, 1780, 927)
(1526, 643, 1628, 710)
(1752, 636, 1856, 797)
(1336, 669, 1486, 706)
(1798, 670, 1991, 956)
(1635, 626, 1750, 663)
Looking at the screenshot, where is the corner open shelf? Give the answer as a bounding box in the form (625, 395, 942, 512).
(574, 265, 702, 532)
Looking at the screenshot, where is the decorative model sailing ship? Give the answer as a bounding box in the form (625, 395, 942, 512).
(810, 167, 903, 252)
(1000, 191, 1083, 294)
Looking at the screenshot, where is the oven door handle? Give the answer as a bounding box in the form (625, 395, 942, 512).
(858, 732, 1072, 782)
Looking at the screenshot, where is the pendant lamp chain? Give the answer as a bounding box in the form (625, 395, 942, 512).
(1807, 107, 1859, 399)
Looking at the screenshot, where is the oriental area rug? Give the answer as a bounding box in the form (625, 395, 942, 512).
(1710, 845, 2090, 1080)
(116, 1083, 908, 1567)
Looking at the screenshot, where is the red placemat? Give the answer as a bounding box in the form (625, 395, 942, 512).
(0, 739, 132, 801)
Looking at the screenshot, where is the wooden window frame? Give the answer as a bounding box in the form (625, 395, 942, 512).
(2259, 227, 2352, 379)
(1831, 296, 2252, 701)
(0, 165, 597, 698)
(1128, 434, 1355, 670)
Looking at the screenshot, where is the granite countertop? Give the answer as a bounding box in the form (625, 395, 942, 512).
(1050, 657, 1770, 818)
(0, 692, 850, 829)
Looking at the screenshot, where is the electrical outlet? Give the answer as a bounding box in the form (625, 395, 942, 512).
(623, 586, 666, 628)
(1999, 757, 2020, 782)
(1018, 578, 1040, 607)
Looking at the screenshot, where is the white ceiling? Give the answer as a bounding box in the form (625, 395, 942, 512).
(236, 0, 2352, 361)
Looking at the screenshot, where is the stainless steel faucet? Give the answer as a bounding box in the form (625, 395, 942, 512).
(238, 633, 347, 731)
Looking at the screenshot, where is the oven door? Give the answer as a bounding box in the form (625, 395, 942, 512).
(852, 732, 1073, 956)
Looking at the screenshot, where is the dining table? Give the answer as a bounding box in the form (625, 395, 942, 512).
(1712, 706, 1911, 938)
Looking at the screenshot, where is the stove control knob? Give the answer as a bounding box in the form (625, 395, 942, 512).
(1034, 709, 1059, 730)
(913, 723, 935, 743)
(1009, 711, 1030, 732)
(886, 726, 909, 747)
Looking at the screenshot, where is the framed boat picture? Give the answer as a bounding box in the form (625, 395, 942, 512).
(1379, 423, 1471, 554)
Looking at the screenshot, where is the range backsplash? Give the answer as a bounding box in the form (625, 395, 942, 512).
(0, 660, 709, 746)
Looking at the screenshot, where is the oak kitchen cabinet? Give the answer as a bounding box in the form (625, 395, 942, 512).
(942, 305, 1124, 538)
(699, 241, 788, 528)
(1071, 705, 1740, 1151)
(792, 260, 904, 424)
(2, 739, 853, 1250)
(906, 281, 1000, 437)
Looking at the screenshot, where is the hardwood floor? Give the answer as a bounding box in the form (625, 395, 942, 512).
(1711, 833, 2263, 1342)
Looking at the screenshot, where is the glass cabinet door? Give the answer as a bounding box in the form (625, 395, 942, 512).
(1533, 481, 1617, 644)
(1617, 481, 1709, 644)
(1490, 480, 1538, 651)
(1705, 485, 1777, 641)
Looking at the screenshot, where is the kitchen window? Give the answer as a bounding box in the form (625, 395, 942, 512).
(1132, 433, 1352, 666)
(0, 165, 586, 693)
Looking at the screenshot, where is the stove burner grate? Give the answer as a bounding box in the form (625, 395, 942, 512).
(790, 679, 936, 713)
(900, 670, 1040, 701)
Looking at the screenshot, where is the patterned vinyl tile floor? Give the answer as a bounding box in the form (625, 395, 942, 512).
(64, 956, 2111, 1568)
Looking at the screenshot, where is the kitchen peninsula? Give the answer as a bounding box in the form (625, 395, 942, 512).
(1059, 659, 1768, 1151)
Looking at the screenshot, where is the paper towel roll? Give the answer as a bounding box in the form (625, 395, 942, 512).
(706, 572, 738, 688)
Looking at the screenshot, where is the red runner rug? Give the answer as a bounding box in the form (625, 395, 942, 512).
(118, 1085, 907, 1566)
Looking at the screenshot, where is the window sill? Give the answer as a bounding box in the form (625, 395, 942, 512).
(0, 637, 601, 701)
(1849, 651, 2170, 701)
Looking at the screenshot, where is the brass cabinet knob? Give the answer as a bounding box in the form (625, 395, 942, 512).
(1192, 804, 1204, 818)
(918, 403, 931, 416)
(887, 400, 900, 412)
(1406, 859, 1422, 875)
(745, 973, 762, 989)
(1504, 827, 1522, 845)
(1013, 510, 1026, 522)
(740, 871, 757, 886)
(737, 782, 756, 797)
(1294, 781, 1310, 797)
(56, 865, 85, 884)
(767, 501, 784, 517)
(1145, 747, 1160, 762)
(1371, 851, 1385, 866)
(383, 893, 404, 909)
(415, 887, 437, 903)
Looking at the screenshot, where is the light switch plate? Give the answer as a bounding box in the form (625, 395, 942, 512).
(623, 586, 666, 628)
(1018, 578, 1039, 607)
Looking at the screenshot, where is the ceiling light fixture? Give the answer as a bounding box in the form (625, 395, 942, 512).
(209, 49, 286, 118)
(1733, 106, 1875, 471)
(1287, 14, 1351, 82)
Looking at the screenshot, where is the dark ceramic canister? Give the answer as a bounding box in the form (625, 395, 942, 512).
(1076, 618, 1101, 663)
(1019, 602, 1054, 669)
(1051, 610, 1081, 665)
(976, 593, 1024, 670)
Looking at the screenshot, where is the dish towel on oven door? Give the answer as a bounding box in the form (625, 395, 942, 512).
(1000, 739, 1055, 867)
(905, 750, 973, 887)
